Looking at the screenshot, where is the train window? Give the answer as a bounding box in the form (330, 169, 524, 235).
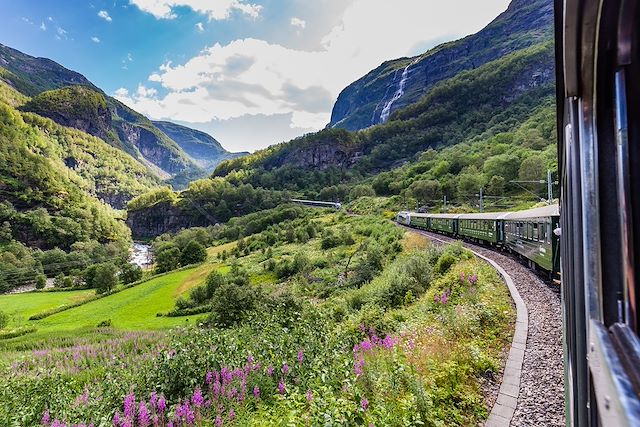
(533, 223, 539, 241)
(539, 222, 545, 242)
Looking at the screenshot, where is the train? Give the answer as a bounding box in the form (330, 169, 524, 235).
(556, 0, 640, 425)
(396, 204, 560, 279)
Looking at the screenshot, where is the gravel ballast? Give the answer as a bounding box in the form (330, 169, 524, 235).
(409, 229, 565, 426)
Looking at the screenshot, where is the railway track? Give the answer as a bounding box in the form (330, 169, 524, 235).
(405, 227, 565, 426)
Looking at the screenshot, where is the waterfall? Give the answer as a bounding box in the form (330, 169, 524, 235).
(378, 59, 419, 124)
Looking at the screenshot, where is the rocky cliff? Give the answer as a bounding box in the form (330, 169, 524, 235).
(126, 201, 210, 238)
(328, 0, 553, 131)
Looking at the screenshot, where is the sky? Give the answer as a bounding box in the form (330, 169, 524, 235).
(0, 0, 511, 152)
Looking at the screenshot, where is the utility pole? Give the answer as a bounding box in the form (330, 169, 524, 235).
(547, 169, 553, 203)
(443, 195, 447, 212)
(479, 187, 484, 212)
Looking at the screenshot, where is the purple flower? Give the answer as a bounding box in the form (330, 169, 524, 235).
(192, 387, 204, 407)
(354, 358, 365, 376)
(41, 410, 50, 426)
(266, 365, 274, 376)
(112, 411, 121, 426)
(441, 293, 447, 304)
(469, 273, 478, 286)
(149, 392, 158, 410)
(138, 402, 150, 427)
(382, 335, 395, 350)
(157, 395, 167, 413)
(205, 371, 214, 385)
(282, 362, 289, 375)
(214, 415, 223, 427)
(247, 354, 254, 365)
(277, 380, 286, 394)
(124, 392, 136, 419)
(460, 271, 465, 284)
(297, 350, 304, 364)
(253, 385, 260, 398)
(306, 390, 313, 402)
(229, 408, 236, 421)
(361, 397, 369, 411)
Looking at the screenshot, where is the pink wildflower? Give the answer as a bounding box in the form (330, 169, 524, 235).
(41, 410, 50, 426)
(192, 387, 204, 407)
(138, 402, 150, 427)
(297, 349, 304, 364)
(266, 365, 274, 376)
(214, 415, 223, 427)
(306, 390, 313, 402)
(124, 392, 136, 419)
(361, 397, 369, 411)
(253, 385, 260, 398)
(282, 362, 289, 375)
(277, 380, 286, 394)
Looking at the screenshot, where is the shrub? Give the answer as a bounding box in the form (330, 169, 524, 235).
(180, 240, 207, 265)
(96, 319, 112, 328)
(120, 263, 143, 284)
(209, 283, 261, 327)
(35, 274, 47, 290)
(156, 247, 181, 273)
(435, 253, 456, 275)
(93, 263, 118, 294)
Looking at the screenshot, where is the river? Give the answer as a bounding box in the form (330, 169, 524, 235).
(130, 243, 152, 269)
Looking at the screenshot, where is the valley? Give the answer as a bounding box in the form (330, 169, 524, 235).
(0, 0, 562, 425)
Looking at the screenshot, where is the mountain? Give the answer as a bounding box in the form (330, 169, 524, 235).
(328, 0, 553, 131)
(151, 121, 248, 172)
(0, 79, 159, 249)
(0, 43, 239, 179)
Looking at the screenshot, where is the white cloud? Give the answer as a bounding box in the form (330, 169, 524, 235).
(127, 53, 134, 61)
(40, 22, 47, 31)
(195, 22, 204, 32)
(129, 0, 262, 21)
(116, 0, 511, 150)
(98, 10, 112, 22)
(55, 26, 67, 40)
(22, 17, 34, 25)
(47, 16, 53, 22)
(290, 17, 306, 29)
(115, 88, 129, 97)
(91, 36, 101, 43)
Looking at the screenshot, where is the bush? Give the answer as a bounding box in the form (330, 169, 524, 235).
(93, 263, 118, 294)
(435, 253, 456, 275)
(156, 247, 181, 273)
(35, 274, 47, 290)
(209, 283, 261, 327)
(120, 263, 143, 284)
(96, 319, 112, 328)
(180, 240, 207, 265)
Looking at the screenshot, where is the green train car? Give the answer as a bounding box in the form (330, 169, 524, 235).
(457, 212, 509, 245)
(397, 205, 560, 277)
(503, 205, 560, 274)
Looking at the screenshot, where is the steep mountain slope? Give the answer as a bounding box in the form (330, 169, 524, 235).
(0, 43, 225, 178)
(0, 80, 159, 248)
(0, 43, 96, 96)
(328, 0, 553, 131)
(215, 40, 555, 184)
(152, 121, 248, 171)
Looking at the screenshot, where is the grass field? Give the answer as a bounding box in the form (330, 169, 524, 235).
(0, 258, 226, 341)
(0, 289, 94, 329)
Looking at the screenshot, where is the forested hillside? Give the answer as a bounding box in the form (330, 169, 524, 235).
(211, 42, 555, 198)
(0, 43, 237, 179)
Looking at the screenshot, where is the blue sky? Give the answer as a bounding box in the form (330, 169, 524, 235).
(0, 0, 511, 152)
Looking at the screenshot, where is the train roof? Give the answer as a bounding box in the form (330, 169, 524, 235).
(405, 204, 559, 220)
(410, 212, 460, 219)
(457, 212, 511, 220)
(503, 204, 559, 220)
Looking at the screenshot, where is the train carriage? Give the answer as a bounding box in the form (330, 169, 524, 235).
(457, 212, 509, 245)
(503, 205, 560, 275)
(426, 213, 458, 234)
(408, 213, 429, 230)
